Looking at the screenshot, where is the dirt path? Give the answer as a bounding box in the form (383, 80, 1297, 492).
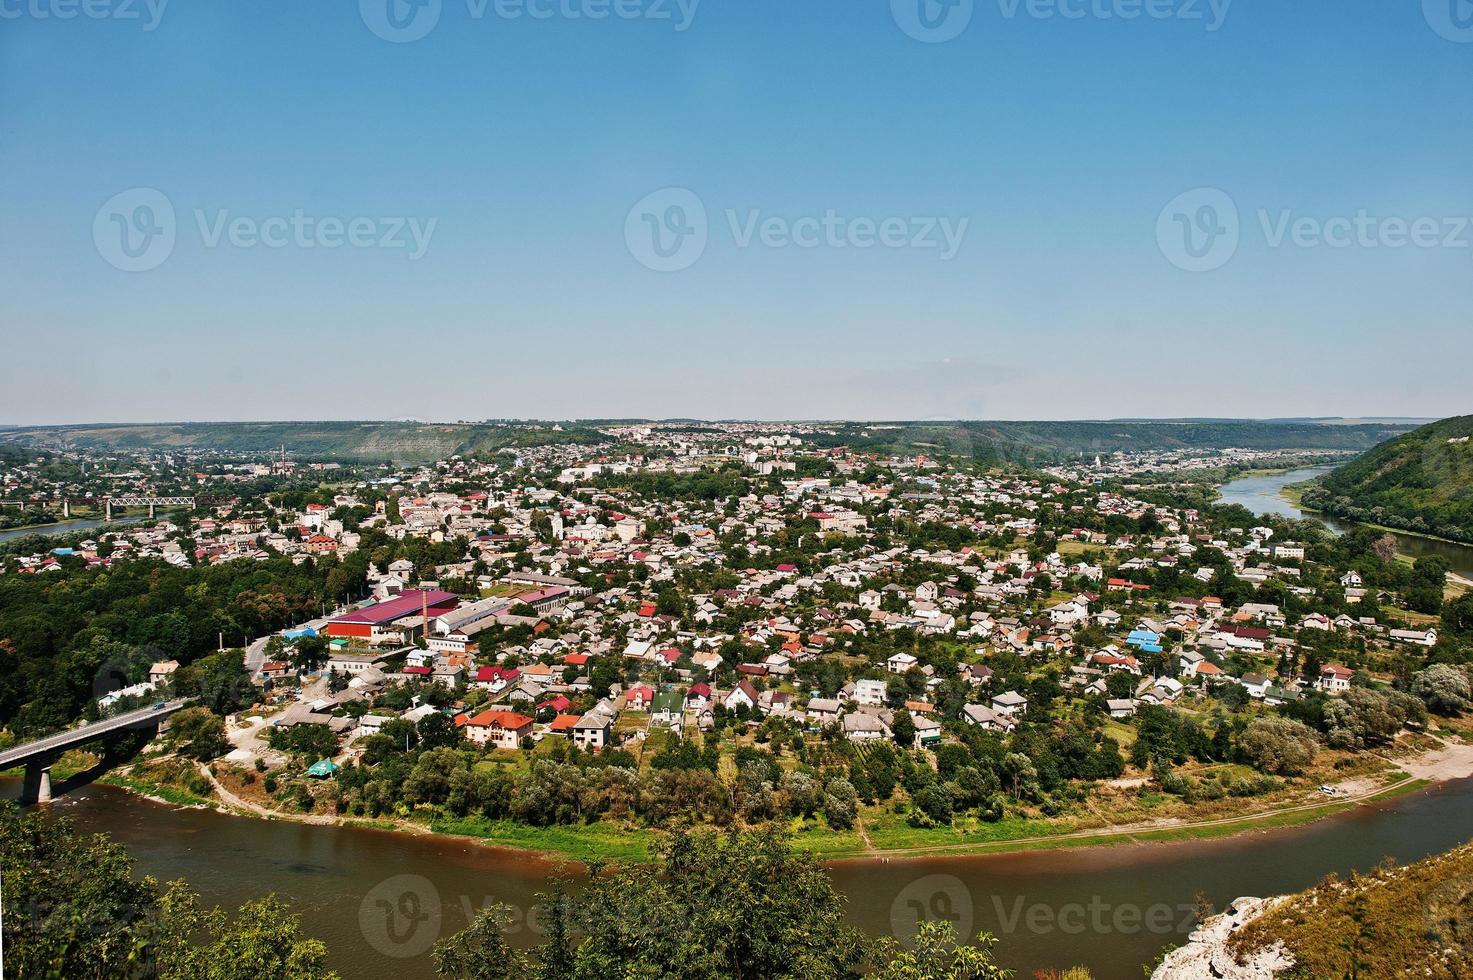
(197, 763, 343, 826)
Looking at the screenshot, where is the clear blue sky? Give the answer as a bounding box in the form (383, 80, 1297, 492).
(3, 0, 1471, 423)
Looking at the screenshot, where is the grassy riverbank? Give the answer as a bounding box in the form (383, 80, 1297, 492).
(91, 753, 1442, 868)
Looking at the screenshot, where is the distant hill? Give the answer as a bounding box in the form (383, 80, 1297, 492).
(0, 418, 1419, 468)
(1303, 414, 1473, 544)
(809, 419, 1417, 463)
(0, 421, 611, 465)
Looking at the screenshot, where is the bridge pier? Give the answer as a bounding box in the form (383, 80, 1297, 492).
(21, 757, 54, 805)
(62, 499, 71, 518)
(105, 498, 112, 521)
(148, 502, 156, 519)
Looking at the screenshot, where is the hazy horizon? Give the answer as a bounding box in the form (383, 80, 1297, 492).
(0, 414, 1450, 429)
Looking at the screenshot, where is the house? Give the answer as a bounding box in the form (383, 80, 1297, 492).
(462, 709, 533, 750)
(573, 709, 614, 749)
(724, 680, 760, 712)
(910, 714, 942, 748)
(148, 660, 180, 685)
(548, 713, 582, 737)
(1317, 664, 1354, 694)
(1105, 698, 1137, 719)
(473, 665, 519, 692)
(887, 652, 918, 675)
(851, 679, 887, 706)
(259, 660, 290, 680)
(1264, 684, 1301, 707)
(326, 651, 389, 676)
(1390, 628, 1438, 648)
(961, 703, 1015, 732)
(1239, 673, 1272, 699)
(685, 683, 711, 709)
(842, 712, 890, 742)
(991, 691, 1028, 717)
(959, 663, 994, 686)
(806, 697, 842, 725)
(650, 690, 684, 727)
(1340, 570, 1363, 588)
(624, 685, 654, 711)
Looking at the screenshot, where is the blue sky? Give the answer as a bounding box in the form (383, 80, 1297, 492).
(3, 0, 1471, 423)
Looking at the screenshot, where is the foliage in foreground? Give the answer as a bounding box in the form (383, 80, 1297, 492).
(0, 804, 336, 980)
(432, 827, 1093, 980)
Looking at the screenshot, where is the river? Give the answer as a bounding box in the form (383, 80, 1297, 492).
(9, 777, 1473, 979)
(0, 515, 145, 545)
(1217, 467, 1473, 579)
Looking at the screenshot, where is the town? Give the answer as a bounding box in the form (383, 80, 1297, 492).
(3, 422, 1468, 857)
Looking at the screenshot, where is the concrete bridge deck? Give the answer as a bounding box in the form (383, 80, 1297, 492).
(1, 700, 191, 804)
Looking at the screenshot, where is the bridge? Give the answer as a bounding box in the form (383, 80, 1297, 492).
(0, 700, 192, 804)
(0, 495, 197, 520)
(104, 495, 196, 520)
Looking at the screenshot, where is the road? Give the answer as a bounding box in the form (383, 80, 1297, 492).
(244, 614, 333, 676)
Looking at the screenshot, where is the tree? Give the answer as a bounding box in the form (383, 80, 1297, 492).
(169, 706, 229, 760)
(433, 904, 528, 980)
(289, 635, 330, 673)
(1323, 688, 1421, 750)
(418, 710, 458, 749)
(870, 921, 1013, 980)
(0, 804, 158, 978)
(1412, 664, 1473, 716)
(891, 710, 917, 749)
(537, 828, 868, 980)
(153, 884, 338, 980)
(1238, 717, 1319, 775)
(177, 650, 256, 716)
(823, 778, 859, 830)
(0, 805, 336, 980)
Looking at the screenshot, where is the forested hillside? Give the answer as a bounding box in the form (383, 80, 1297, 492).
(0, 421, 610, 464)
(0, 418, 1415, 467)
(1303, 415, 1473, 544)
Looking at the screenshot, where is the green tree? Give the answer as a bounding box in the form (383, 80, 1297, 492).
(433, 904, 528, 980)
(891, 710, 917, 749)
(871, 921, 1012, 980)
(169, 706, 229, 761)
(1238, 716, 1319, 776)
